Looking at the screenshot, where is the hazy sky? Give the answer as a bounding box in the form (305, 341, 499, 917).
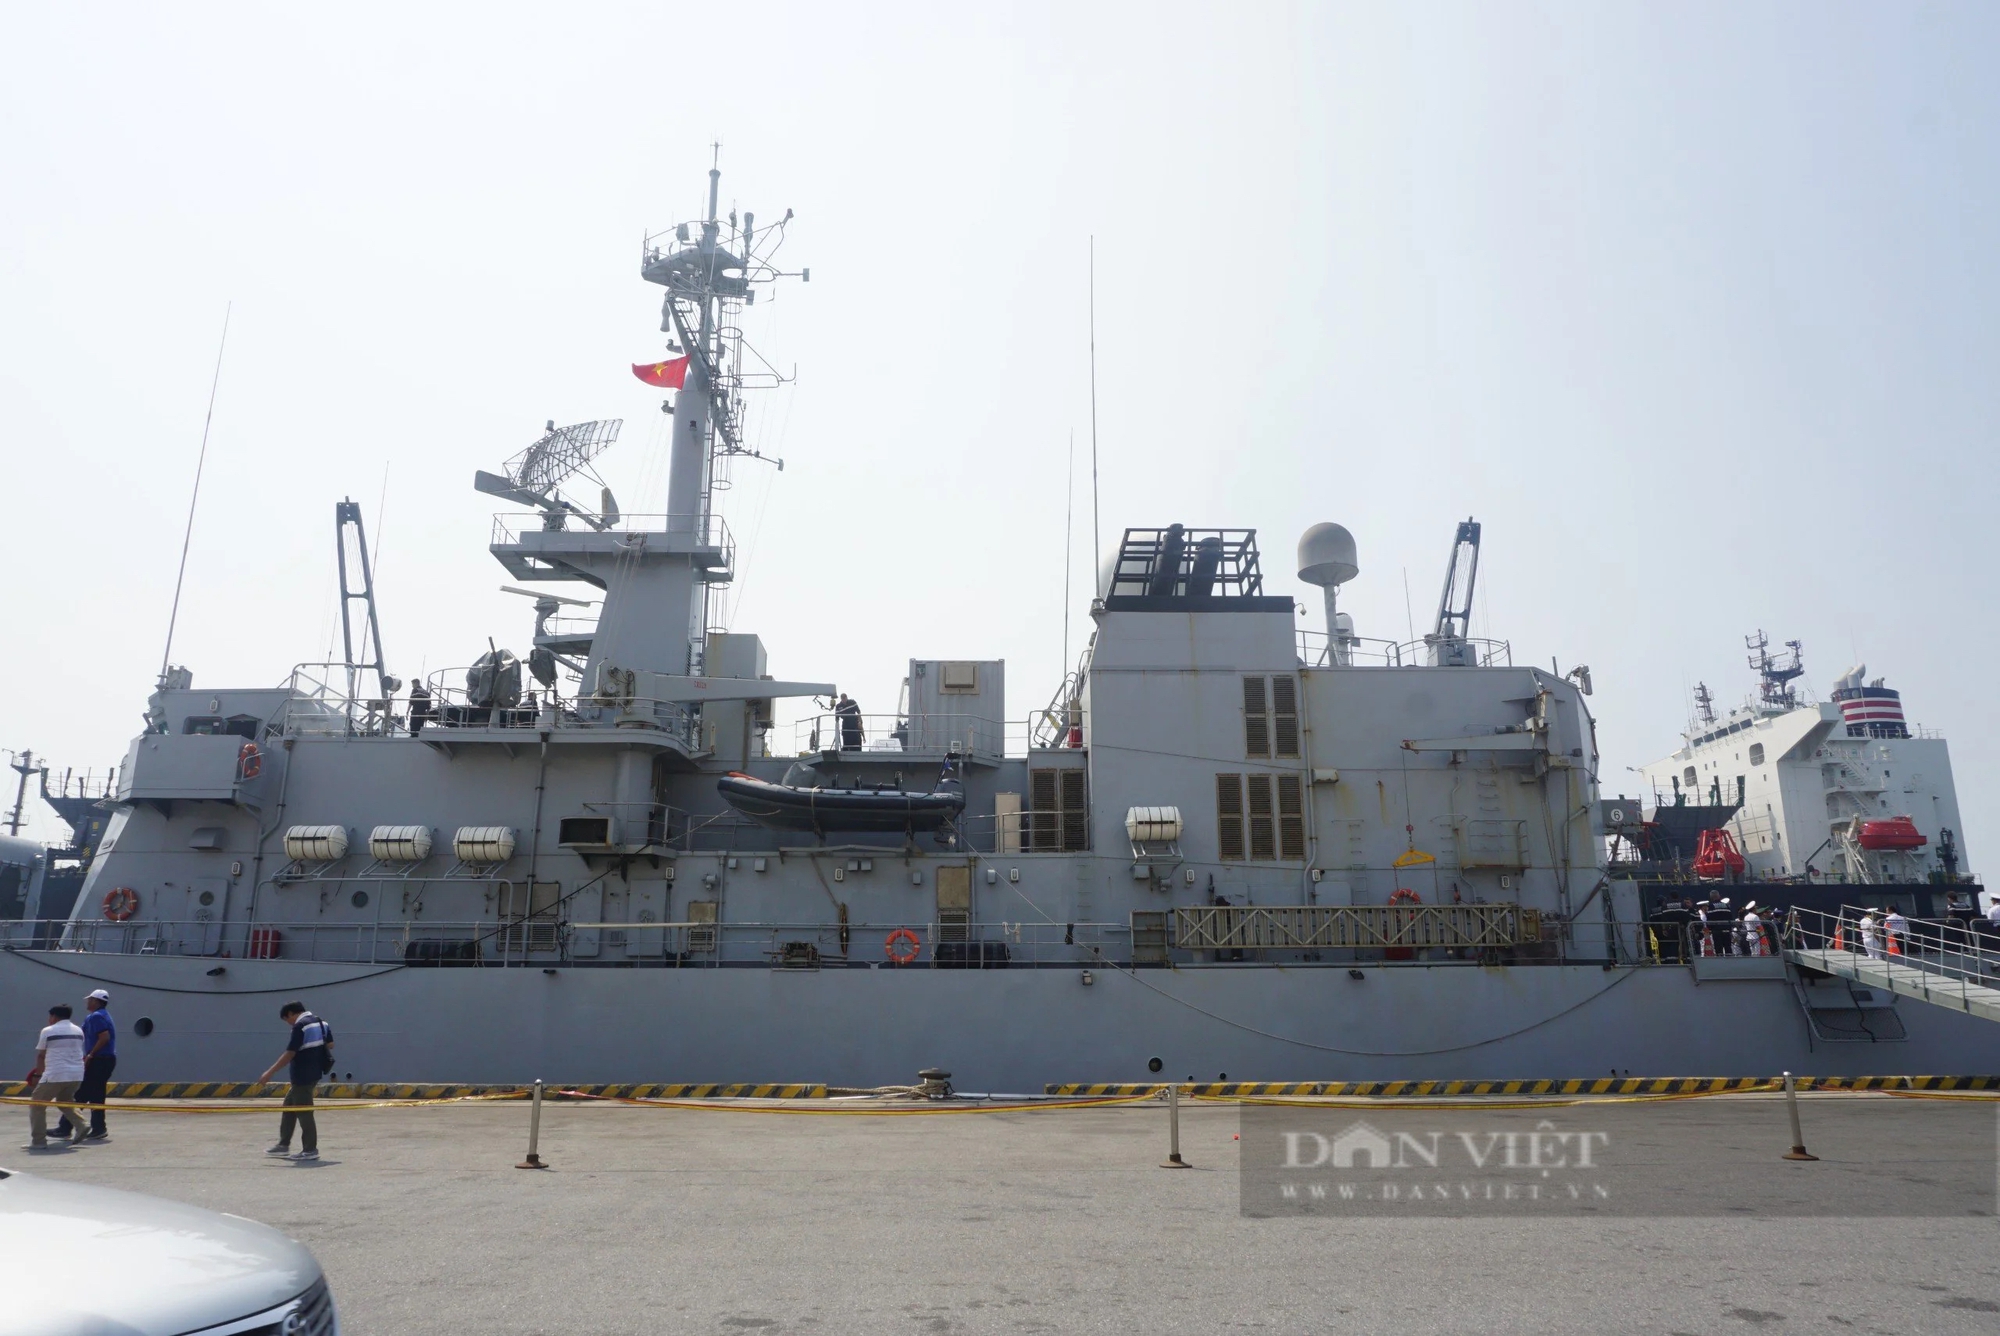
(2, 2, 1993, 858)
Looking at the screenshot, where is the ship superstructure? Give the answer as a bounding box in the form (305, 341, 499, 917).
(1639, 635, 1972, 890)
(4, 162, 1998, 1087)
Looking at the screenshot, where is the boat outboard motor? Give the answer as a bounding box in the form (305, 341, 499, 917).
(1146, 524, 1187, 597)
(467, 649, 523, 710)
(781, 760, 824, 789)
(1187, 535, 1224, 597)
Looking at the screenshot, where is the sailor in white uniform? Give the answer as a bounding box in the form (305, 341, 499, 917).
(1859, 909, 1884, 960)
(1742, 901, 1767, 956)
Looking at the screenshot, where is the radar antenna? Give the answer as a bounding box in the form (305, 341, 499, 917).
(474, 419, 624, 530)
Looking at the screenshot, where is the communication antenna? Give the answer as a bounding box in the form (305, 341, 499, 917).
(1693, 681, 1717, 726)
(1088, 236, 1102, 596)
(1745, 630, 1805, 709)
(474, 419, 624, 527)
(158, 303, 232, 685)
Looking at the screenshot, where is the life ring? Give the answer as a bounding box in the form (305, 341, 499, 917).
(102, 887, 140, 922)
(237, 740, 262, 780)
(1388, 888, 1423, 906)
(885, 927, 922, 965)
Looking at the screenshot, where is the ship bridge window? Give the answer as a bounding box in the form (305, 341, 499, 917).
(182, 715, 262, 739)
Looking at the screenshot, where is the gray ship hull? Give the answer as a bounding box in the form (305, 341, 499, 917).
(6, 952, 1993, 1089)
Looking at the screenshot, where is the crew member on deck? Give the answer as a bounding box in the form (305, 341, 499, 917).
(835, 693, 863, 752)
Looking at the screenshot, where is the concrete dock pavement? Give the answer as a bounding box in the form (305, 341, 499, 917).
(5, 1094, 1998, 1334)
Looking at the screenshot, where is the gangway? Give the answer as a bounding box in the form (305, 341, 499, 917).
(1781, 906, 2000, 1024)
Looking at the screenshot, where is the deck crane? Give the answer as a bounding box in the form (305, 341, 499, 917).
(1425, 517, 1482, 666)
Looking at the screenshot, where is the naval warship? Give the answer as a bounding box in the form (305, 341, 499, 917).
(4, 162, 1996, 1089)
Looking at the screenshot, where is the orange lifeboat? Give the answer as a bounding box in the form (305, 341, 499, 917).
(1857, 817, 1926, 851)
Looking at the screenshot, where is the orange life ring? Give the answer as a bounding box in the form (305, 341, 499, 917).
(885, 927, 922, 965)
(237, 740, 262, 780)
(102, 887, 140, 922)
(1388, 888, 1423, 906)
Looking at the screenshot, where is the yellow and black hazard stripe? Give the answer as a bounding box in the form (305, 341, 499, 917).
(1044, 1075, 2000, 1098)
(0, 1080, 826, 1100)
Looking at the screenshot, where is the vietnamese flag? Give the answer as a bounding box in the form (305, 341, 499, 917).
(632, 355, 690, 389)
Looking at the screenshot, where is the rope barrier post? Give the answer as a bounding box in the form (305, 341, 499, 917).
(1781, 1071, 1818, 1162)
(1160, 1083, 1190, 1168)
(516, 1079, 550, 1169)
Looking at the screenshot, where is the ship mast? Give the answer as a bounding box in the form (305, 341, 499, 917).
(640, 149, 804, 672)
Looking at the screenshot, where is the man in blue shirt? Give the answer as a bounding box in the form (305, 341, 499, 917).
(73, 989, 115, 1141)
(255, 1001, 332, 1161)
(55, 989, 116, 1142)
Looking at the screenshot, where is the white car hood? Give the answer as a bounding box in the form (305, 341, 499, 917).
(0, 1169, 322, 1336)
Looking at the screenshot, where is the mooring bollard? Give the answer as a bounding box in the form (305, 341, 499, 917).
(516, 1078, 549, 1169)
(1781, 1071, 1818, 1162)
(1161, 1082, 1190, 1168)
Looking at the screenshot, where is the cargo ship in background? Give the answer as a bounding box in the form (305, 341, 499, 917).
(2, 159, 1993, 1088)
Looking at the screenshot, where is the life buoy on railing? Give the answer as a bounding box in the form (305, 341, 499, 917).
(1388, 888, 1423, 906)
(884, 927, 922, 965)
(102, 887, 140, 922)
(237, 740, 262, 781)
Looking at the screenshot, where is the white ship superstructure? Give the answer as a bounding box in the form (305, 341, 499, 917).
(1640, 635, 1972, 889)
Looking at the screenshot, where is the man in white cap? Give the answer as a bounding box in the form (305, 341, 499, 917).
(70, 989, 116, 1142)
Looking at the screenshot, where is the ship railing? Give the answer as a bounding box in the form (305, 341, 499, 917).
(279, 662, 402, 738)
(792, 713, 1006, 761)
(533, 613, 599, 642)
(1635, 917, 1784, 963)
(1296, 631, 1514, 669)
(413, 675, 697, 747)
(490, 510, 733, 557)
(1780, 905, 2000, 986)
(5, 916, 1135, 968)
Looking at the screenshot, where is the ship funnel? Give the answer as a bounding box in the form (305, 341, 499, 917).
(1297, 523, 1359, 665)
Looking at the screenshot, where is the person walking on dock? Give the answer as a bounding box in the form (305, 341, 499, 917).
(67, 989, 116, 1142)
(23, 1004, 86, 1151)
(255, 1001, 333, 1162)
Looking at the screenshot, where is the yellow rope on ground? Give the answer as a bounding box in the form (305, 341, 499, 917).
(1192, 1082, 1804, 1110)
(549, 1088, 1163, 1115)
(0, 1092, 525, 1114)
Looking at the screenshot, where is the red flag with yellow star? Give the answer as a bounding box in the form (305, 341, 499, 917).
(632, 355, 690, 389)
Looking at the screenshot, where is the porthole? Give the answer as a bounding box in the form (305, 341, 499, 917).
(1147, 1056, 1164, 1073)
(1748, 743, 1765, 767)
(351, 890, 370, 909)
(134, 1017, 155, 1037)
(198, 890, 216, 907)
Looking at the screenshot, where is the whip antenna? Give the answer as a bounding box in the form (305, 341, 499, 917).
(1088, 237, 1101, 596)
(158, 302, 232, 683)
